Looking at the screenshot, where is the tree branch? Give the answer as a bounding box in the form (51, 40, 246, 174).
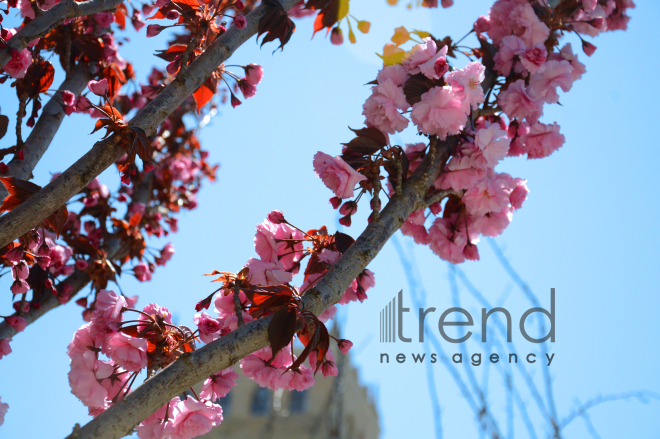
(64, 138, 454, 439)
(0, 0, 300, 249)
(0, 172, 152, 340)
(0, 66, 90, 201)
(0, 0, 124, 69)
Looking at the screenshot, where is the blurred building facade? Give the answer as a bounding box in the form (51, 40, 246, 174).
(200, 345, 379, 439)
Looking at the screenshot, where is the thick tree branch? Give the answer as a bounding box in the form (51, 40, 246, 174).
(0, 0, 299, 248)
(0, 0, 124, 69)
(64, 138, 453, 439)
(0, 66, 90, 201)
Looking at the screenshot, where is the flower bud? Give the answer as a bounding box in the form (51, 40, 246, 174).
(234, 14, 247, 29)
(330, 27, 343, 45)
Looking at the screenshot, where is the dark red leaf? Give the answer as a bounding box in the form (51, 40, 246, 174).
(257, 0, 296, 52)
(333, 231, 354, 253)
(0, 115, 8, 140)
(341, 126, 387, 155)
(268, 306, 298, 358)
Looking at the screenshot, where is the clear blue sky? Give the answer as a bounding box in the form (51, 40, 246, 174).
(1, 1, 660, 438)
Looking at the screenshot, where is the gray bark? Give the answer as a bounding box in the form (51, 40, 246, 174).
(0, 0, 300, 248)
(0, 67, 91, 200)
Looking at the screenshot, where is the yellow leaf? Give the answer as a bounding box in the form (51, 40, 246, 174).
(378, 43, 406, 66)
(349, 27, 356, 44)
(357, 20, 371, 33)
(412, 30, 432, 39)
(337, 0, 350, 21)
(386, 0, 398, 4)
(391, 26, 410, 46)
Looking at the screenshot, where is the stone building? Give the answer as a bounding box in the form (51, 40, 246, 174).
(199, 344, 380, 439)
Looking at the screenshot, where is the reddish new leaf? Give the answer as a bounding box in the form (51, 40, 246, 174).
(45, 205, 69, 238)
(0, 177, 41, 213)
(154, 44, 188, 62)
(192, 79, 215, 113)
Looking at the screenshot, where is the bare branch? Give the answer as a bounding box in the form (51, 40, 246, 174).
(63, 137, 453, 439)
(0, 0, 124, 69)
(0, 0, 300, 248)
(559, 391, 660, 431)
(0, 66, 90, 201)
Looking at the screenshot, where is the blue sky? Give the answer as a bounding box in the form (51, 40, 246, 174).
(1, 0, 660, 438)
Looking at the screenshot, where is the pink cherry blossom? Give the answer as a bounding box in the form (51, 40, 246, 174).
(400, 209, 430, 245)
(528, 60, 574, 104)
(245, 64, 263, 85)
(445, 61, 485, 112)
(68, 356, 109, 408)
(244, 258, 293, 286)
(520, 122, 565, 159)
(338, 339, 353, 354)
(156, 242, 176, 266)
(193, 312, 222, 344)
(473, 124, 510, 168)
(362, 80, 410, 135)
(10, 279, 29, 295)
(472, 207, 512, 237)
(200, 367, 239, 400)
(6, 316, 27, 332)
(4, 49, 32, 79)
(0, 339, 12, 359)
(318, 305, 337, 323)
(313, 152, 367, 199)
(487, 0, 550, 48)
(560, 43, 587, 81)
(428, 217, 470, 264)
(88, 79, 110, 96)
(509, 178, 529, 210)
(254, 217, 303, 271)
(137, 397, 180, 439)
(411, 86, 467, 140)
(474, 15, 491, 33)
(463, 178, 511, 216)
(493, 35, 525, 76)
(169, 398, 223, 439)
(134, 262, 152, 282)
(104, 332, 148, 371)
(376, 64, 409, 87)
(498, 79, 544, 123)
(403, 38, 447, 79)
(522, 44, 548, 73)
(94, 289, 127, 327)
(284, 365, 316, 390)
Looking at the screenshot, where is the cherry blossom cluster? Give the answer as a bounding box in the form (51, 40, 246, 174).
(193, 211, 366, 390)
(64, 211, 363, 438)
(67, 289, 227, 439)
(314, 0, 634, 264)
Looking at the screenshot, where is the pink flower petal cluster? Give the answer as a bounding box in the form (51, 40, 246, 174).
(200, 367, 239, 400)
(313, 152, 367, 199)
(411, 86, 467, 139)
